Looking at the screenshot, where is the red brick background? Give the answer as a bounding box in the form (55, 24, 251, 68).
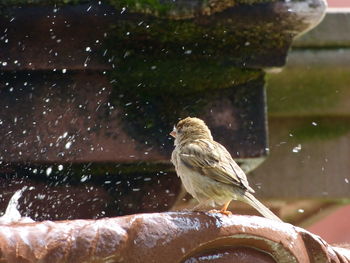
(328, 0, 350, 7)
(306, 0, 350, 243)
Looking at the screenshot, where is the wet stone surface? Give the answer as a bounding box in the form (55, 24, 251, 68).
(0, 71, 267, 162)
(0, 164, 180, 220)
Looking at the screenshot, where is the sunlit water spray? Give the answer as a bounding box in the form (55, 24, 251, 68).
(0, 187, 34, 224)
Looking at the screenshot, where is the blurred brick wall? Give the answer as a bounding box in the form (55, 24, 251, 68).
(328, 0, 350, 7)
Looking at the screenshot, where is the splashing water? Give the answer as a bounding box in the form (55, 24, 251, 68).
(0, 187, 34, 224)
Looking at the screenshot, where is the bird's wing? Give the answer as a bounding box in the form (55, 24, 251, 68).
(179, 139, 253, 192)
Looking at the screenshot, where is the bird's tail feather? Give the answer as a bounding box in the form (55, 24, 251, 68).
(241, 191, 282, 222)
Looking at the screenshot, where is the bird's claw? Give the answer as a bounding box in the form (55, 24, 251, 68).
(219, 210, 232, 216)
(208, 209, 232, 216)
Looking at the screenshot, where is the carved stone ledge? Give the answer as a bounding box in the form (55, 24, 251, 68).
(0, 212, 348, 263)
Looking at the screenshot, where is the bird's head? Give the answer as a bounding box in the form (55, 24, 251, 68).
(170, 117, 213, 145)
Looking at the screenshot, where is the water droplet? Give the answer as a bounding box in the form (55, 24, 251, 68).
(46, 167, 52, 176)
(292, 144, 302, 153)
(80, 175, 89, 182)
(65, 141, 72, 149)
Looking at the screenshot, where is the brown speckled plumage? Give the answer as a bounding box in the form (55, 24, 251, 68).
(171, 117, 281, 222)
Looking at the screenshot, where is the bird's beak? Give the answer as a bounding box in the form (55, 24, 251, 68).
(170, 126, 176, 138)
(170, 130, 176, 138)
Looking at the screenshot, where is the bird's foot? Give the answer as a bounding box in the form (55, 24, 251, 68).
(208, 209, 232, 216)
(218, 201, 232, 216)
(219, 210, 232, 216)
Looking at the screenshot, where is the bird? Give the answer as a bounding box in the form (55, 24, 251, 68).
(170, 117, 282, 222)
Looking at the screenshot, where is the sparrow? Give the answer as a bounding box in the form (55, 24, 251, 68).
(170, 117, 281, 222)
